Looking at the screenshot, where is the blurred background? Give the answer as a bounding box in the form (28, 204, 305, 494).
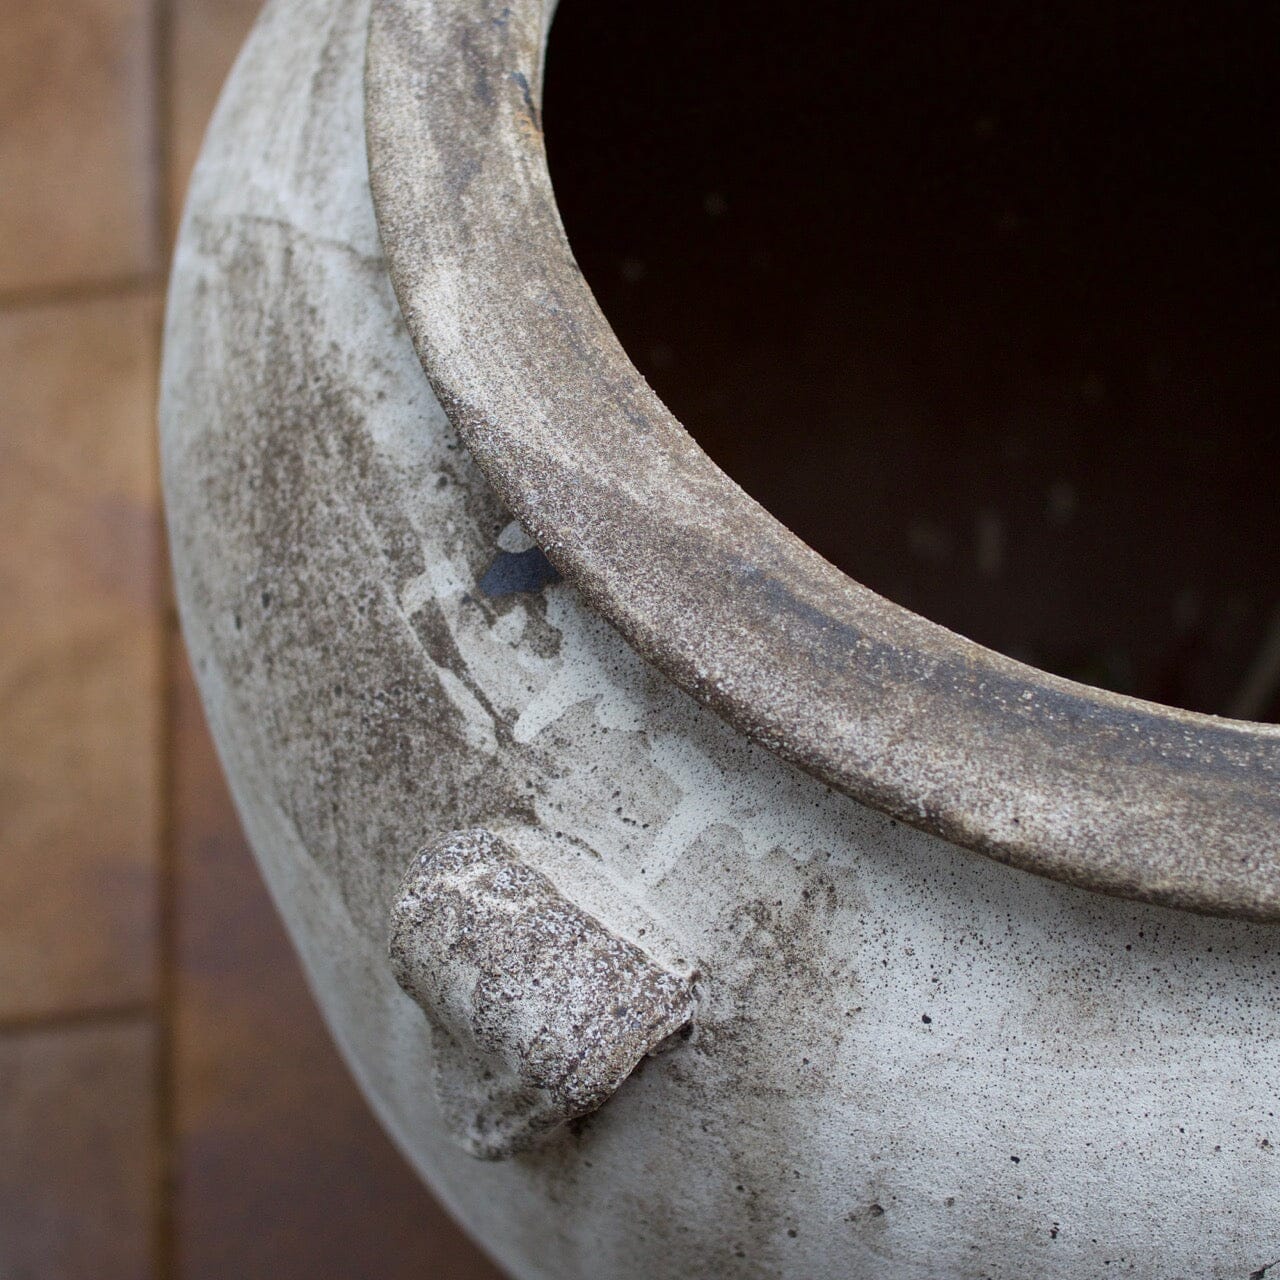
(0, 1, 497, 1275)
(2, 1, 1277, 1278)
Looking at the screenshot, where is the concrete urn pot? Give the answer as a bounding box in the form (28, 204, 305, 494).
(160, 0, 1280, 1275)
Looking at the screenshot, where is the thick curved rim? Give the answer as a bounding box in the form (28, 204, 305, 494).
(364, 0, 1280, 921)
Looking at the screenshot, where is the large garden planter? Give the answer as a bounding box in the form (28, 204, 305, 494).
(160, 1, 1280, 1274)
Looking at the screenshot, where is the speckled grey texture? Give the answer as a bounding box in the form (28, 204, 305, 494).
(389, 827, 695, 1158)
(160, 0, 1280, 1274)
(366, 0, 1280, 921)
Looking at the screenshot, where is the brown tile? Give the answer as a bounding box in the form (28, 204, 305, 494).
(171, 655, 503, 1279)
(0, 1017, 157, 1280)
(168, 0, 264, 235)
(0, 293, 162, 1020)
(0, 0, 158, 295)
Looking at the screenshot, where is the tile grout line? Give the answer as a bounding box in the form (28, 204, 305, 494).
(0, 273, 164, 313)
(152, 0, 180, 1275)
(154, 608, 182, 1280)
(0, 1002, 156, 1038)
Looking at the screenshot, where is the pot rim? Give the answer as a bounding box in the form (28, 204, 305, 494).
(364, 0, 1280, 921)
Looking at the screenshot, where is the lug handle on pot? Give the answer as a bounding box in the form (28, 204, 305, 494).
(388, 828, 696, 1159)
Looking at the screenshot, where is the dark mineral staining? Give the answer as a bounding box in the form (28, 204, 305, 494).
(478, 546, 562, 596)
(510, 70, 542, 132)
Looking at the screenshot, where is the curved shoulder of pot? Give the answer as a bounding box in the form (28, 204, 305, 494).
(363, 0, 1280, 922)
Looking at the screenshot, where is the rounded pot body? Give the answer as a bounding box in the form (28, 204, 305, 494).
(160, 0, 1280, 1275)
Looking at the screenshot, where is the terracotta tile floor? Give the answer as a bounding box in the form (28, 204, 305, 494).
(0, 3, 501, 1275)
(0, 0, 159, 294)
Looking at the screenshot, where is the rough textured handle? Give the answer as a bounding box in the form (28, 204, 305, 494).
(388, 828, 696, 1159)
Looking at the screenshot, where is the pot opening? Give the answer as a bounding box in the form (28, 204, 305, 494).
(544, 0, 1280, 722)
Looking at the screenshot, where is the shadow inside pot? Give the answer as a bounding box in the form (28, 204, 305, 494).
(545, 0, 1280, 721)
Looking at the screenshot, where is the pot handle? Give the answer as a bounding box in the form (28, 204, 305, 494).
(389, 828, 696, 1159)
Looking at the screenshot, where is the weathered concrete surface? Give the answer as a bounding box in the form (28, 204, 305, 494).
(367, 0, 1280, 922)
(160, 0, 1280, 1275)
(389, 827, 695, 1159)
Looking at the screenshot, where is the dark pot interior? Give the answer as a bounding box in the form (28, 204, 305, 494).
(544, 0, 1280, 721)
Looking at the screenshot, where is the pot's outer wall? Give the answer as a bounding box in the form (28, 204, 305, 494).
(160, 0, 1280, 1276)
